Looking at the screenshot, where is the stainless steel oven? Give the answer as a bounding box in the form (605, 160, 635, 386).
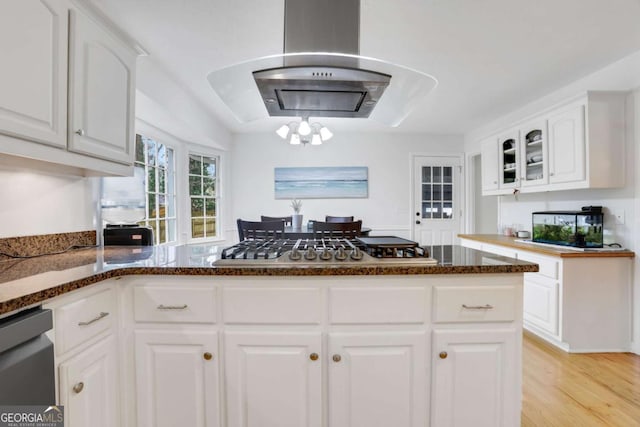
(0, 307, 55, 404)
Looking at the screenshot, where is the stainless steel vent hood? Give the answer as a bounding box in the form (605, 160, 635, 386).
(207, 0, 437, 126)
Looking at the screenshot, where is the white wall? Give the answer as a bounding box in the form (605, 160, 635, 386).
(230, 132, 464, 240)
(465, 49, 640, 354)
(0, 156, 96, 238)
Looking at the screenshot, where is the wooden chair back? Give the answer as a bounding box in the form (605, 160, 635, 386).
(325, 215, 355, 223)
(260, 215, 293, 226)
(312, 220, 362, 238)
(237, 219, 285, 241)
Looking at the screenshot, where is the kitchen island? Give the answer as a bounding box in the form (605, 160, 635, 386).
(0, 243, 536, 427)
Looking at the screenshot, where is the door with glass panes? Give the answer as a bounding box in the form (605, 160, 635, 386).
(413, 156, 462, 246)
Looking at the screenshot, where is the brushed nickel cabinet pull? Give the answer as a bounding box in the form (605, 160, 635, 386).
(462, 304, 494, 310)
(157, 304, 188, 310)
(73, 382, 84, 394)
(78, 312, 109, 326)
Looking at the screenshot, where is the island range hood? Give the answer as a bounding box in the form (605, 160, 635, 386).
(206, 0, 437, 126)
(252, 0, 391, 119)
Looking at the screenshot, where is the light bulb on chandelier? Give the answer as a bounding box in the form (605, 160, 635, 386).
(276, 117, 332, 146)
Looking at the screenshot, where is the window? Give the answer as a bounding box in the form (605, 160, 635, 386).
(189, 153, 219, 239)
(136, 134, 176, 244)
(421, 165, 454, 219)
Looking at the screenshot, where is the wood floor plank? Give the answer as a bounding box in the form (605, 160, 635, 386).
(522, 332, 640, 427)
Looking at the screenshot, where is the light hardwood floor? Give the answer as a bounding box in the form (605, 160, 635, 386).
(522, 331, 640, 426)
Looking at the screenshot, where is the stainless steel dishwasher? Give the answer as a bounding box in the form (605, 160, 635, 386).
(0, 307, 55, 404)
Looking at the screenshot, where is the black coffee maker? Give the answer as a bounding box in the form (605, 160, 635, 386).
(103, 224, 153, 246)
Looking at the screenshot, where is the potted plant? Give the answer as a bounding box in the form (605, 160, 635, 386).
(291, 199, 303, 229)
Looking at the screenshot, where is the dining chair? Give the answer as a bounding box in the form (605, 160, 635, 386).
(325, 215, 355, 223)
(237, 219, 285, 241)
(260, 215, 293, 226)
(312, 220, 362, 238)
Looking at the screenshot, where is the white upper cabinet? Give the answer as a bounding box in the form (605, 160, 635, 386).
(68, 8, 136, 164)
(0, 0, 140, 175)
(0, 0, 68, 147)
(480, 136, 499, 192)
(479, 91, 626, 195)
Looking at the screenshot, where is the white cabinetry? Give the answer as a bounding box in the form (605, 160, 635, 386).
(328, 332, 427, 427)
(68, 8, 136, 164)
(44, 280, 119, 427)
(480, 136, 499, 192)
(0, 0, 68, 147)
(0, 0, 140, 175)
(135, 330, 220, 427)
(431, 329, 519, 427)
(480, 91, 626, 195)
(224, 331, 321, 427)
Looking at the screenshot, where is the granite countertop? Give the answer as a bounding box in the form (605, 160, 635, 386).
(459, 234, 636, 258)
(0, 244, 538, 316)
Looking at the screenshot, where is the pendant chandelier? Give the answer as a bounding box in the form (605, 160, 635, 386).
(276, 117, 333, 145)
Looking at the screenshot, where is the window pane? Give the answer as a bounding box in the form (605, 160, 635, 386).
(135, 135, 145, 163)
(146, 138, 157, 166)
(159, 219, 167, 243)
(149, 220, 159, 243)
(203, 159, 216, 177)
(167, 219, 176, 242)
(443, 167, 452, 183)
(147, 193, 156, 218)
(422, 202, 431, 219)
(148, 167, 156, 192)
(205, 198, 216, 216)
(192, 218, 205, 238)
(203, 177, 215, 196)
(433, 167, 442, 183)
(158, 169, 166, 193)
(157, 195, 166, 218)
(422, 184, 432, 202)
(443, 202, 453, 219)
(205, 218, 216, 237)
(422, 167, 431, 183)
(189, 176, 202, 196)
(189, 155, 202, 175)
(443, 184, 453, 202)
(157, 144, 167, 169)
(167, 195, 176, 217)
(191, 198, 204, 217)
(433, 184, 442, 201)
(432, 202, 443, 219)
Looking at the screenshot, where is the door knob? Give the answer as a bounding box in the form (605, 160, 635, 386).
(416, 220, 421, 225)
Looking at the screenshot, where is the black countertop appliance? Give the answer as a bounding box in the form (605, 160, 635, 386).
(103, 224, 154, 246)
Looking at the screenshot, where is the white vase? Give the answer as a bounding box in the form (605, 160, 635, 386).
(292, 214, 303, 229)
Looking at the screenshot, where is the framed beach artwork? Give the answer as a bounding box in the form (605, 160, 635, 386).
(274, 166, 368, 199)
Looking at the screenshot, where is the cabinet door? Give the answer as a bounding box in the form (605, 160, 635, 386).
(68, 8, 135, 164)
(135, 330, 220, 427)
(0, 0, 67, 147)
(431, 328, 519, 427)
(519, 119, 548, 187)
(523, 274, 559, 336)
(548, 105, 586, 184)
(480, 137, 499, 192)
(58, 335, 118, 427)
(497, 130, 519, 189)
(329, 332, 427, 427)
(224, 331, 321, 427)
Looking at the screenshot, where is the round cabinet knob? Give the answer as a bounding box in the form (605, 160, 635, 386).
(332, 354, 342, 363)
(304, 247, 317, 261)
(75, 129, 85, 136)
(203, 352, 213, 361)
(320, 248, 332, 261)
(334, 247, 347, 261)
(309, 353, 319, 361)
(289, 248, 302, 261)
(72, 382, 84, 394)
(439, 351, 448, 359)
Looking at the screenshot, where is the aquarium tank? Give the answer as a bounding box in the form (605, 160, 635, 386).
(532, 208, 603, 248)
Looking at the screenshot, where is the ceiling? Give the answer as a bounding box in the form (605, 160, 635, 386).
(93, 0, 640, 136)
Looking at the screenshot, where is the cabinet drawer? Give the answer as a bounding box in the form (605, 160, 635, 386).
(134, 286, 217, 324)
(223, 288, 321, 324)
(433, 286, 516, 323)
(55, 287, 115, 355)
(518, 252, 559, 280)
(330, 287, 426, 324)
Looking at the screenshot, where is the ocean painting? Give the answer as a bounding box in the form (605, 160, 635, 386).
(274, 167, 368, 199)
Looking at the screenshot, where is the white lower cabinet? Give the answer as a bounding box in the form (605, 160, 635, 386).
(328, 332, 427, 427)
(523, 274, 559, 336)
(224, 331, 321, 427)
(431, 328, 519, 427)
(134, 330, 220, 427)
(58, 335, 119, 427)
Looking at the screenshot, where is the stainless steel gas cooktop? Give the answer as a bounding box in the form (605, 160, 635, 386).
(213, 236, 438, 266)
